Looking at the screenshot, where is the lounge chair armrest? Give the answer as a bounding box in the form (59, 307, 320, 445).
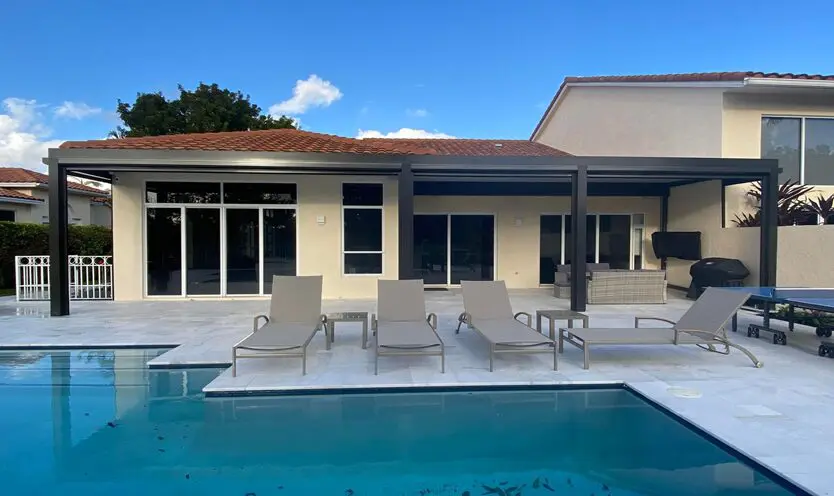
(253, 314, 269, 332)
(634, 316, 676, 327)
(455, 312, 471, 334)
(514, 311, 533, 328)
(371, 313, 378, 331)
(427, 312, 438, 330)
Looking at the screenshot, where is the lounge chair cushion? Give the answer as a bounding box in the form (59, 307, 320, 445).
(378, 279, 428, 322)
(269, 275, 323, 325)
(473, 319, 552, 346)
(460, 280, 514, 320)
(236, 323, 318, 350)
(377, 321, 441, 348)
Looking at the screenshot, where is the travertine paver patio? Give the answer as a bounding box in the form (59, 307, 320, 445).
(0, 290, 832, 494)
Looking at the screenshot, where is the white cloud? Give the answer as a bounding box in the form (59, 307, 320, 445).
(269, 75, 343, 115)
(54, 101, 102, 119)
(0, 98, 61, 172)
(356, 128, 456, 139)
(406, 108, 429, 118)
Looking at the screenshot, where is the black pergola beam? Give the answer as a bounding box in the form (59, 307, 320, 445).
(760, 171, 778, 287)
(570, 167, 588, 311)
(398, 161, 415, 280)
(48, 159, 70, 316)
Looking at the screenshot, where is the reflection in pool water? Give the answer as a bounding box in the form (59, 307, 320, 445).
(0, 348, 800, 496)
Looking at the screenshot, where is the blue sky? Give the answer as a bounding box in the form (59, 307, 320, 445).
(2, 0, 834, 170)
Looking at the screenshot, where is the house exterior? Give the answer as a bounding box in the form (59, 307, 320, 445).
(531, 71, 834, 287)
(42, 128, 776, 313)
(0, 167, 111, 227)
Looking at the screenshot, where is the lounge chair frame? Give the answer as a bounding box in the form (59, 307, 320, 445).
(558, 288, 763, 369)
(371, 312, 445, 375)
(232, 314, 327, 376)
(456, 307, 558, 372)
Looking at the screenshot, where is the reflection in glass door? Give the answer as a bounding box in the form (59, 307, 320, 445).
(225, 209, 259, 295)
(414, 215, 448, 285)
(263, 209, 296, 295)
(450, 215, 494, 284)
(598, 215, 632, 269)
(186, 208, 220, 295)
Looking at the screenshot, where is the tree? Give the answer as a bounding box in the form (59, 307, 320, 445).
(110, 83, 296, 138)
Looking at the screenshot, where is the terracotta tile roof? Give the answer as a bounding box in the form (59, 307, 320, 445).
(564, 71, 834, 84)
(60, 128, 570, 157)
(364, 138, 570, 156)
(0, 167, 108, 194)
(532, 71, 834, 139)
(0, 187, 41, 202)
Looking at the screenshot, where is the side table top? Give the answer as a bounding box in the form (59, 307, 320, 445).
(327, 311, 369, 320)
(536, 309, 588, 319)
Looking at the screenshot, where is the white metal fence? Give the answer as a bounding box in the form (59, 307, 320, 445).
(15, 255, 113, 301)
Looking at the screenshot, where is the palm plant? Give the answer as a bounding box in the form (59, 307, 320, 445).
(733, 180, 815, 227)
(806, 193, 834, 225)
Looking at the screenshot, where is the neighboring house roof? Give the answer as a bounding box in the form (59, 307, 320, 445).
(0, 167, 108, 195)
(0, 187, 42, 203)
(531, 71, 834, 139)
(60, 128, 570, 157)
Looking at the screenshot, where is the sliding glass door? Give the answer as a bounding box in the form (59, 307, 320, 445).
(539, 213, 640, 283)
(450, 215, 494, 284)
(414, 215, 448, 285)
(413, 214, 495, 285)
(144, 181, 297, 297)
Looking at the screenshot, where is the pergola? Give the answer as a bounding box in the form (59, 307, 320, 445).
(45, 148, 780, 316)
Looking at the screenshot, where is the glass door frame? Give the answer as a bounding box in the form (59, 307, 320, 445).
(223, 204, 298, 297)
(143, 203, 298, 298)
(539, 212, 642, 286)
(414, 212, 497, 287)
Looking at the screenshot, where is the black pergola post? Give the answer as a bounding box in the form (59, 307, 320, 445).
(659, 189, 669, 270)
(759, 171, 778, 287)
(48, 160, 70, 316)
(398, 161, 415, 280)
(570, 166, 588, 311)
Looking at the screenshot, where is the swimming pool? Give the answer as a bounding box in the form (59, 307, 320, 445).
(0, 348, 803, 496)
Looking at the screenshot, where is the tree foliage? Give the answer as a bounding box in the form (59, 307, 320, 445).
(110, 83, 296, 138)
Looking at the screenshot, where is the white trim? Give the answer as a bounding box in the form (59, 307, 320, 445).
(745, 77, 834, 89)
(142, 179, 299, 298)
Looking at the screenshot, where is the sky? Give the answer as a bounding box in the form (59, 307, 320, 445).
(2, 0, 834, 171)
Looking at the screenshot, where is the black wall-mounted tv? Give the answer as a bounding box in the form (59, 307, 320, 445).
(651, 231, 702, 261)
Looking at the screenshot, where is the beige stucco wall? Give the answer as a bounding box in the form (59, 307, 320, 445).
(111, 172, 400, 301)
(534, 86, 725, 157)
(414, 195, 661, 288)
(19, 188, 94, 225)
(90, 204, 112, 227)
(0, 201, 34, 222)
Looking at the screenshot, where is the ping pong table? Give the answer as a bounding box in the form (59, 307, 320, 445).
(723, 286, 834, 357)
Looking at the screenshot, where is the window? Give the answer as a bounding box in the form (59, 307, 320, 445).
(0, 210, 14, 222)
(146, 182, 220, 203)
(223, 183, 297, 204)
(762, 117, 834, 184)
(342, 183, 383, 274)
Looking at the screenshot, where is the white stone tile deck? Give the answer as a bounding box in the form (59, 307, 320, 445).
(1, 291, 832, 495)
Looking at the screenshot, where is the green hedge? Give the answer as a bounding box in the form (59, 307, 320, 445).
(0, 221, 113, 288)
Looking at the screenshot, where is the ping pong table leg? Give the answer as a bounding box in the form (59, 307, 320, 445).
(731, 313, 738, 332)
(788, 304, 795, 332)
(763, 302, 772, 329)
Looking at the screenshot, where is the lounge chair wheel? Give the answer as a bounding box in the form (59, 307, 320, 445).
(816, 328, 825, 337)
(826, 329, 833, 338)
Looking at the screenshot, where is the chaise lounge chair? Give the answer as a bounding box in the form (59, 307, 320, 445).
(232, 275, 326, 376)
(456, 280, 557, 371)
(558, 287, 763, 369)
(372, 279, 445, 375)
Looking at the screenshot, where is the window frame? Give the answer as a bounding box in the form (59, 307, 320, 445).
(142, 179, 299, 298)
(341, 182, 384, 276)
(762, 115, 834, 185)
(0, 209, 15, 222)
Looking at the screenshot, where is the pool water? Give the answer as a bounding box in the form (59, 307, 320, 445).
(0, 348, 798, 496)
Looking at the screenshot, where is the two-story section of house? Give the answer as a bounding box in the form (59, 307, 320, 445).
(532, 72, 834, 287)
